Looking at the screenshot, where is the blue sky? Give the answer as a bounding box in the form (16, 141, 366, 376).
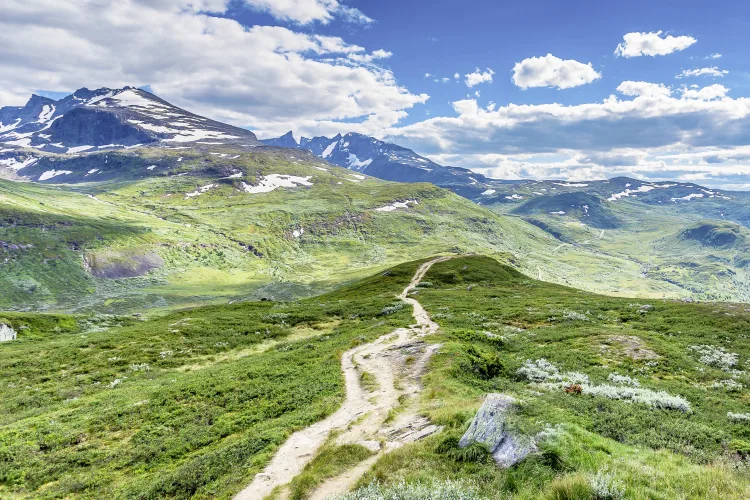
(224, 0, 748, 121)
(3, 0, 750, 187)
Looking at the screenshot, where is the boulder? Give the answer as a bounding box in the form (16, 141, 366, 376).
(459, 393, 536, 468)
(0, 324, 17, 342)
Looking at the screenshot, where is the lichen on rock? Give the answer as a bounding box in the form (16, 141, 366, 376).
(458, 393, 536, 468)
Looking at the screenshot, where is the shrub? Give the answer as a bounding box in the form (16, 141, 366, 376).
(689, 345, 739, 371)
(332, 480, 481, 500)
(590, 470, 625, 500)
(607, 373, 640, 387)
(460, 346, 504, 380)
(380, 303, 404, 316)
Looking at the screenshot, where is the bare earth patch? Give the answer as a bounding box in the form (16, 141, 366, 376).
(602, 334, 660, 360)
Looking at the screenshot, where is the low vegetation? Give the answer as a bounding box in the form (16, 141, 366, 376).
(2, 256, 750, 498)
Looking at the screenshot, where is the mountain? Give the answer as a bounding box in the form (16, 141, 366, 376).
(2, 87, 750, 309)
(262, 131, 495, 192)
(0, 86, 258, 154)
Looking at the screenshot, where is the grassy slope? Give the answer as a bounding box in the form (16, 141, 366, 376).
(357, 256, 750, 499)
(2, 256, 749, 499)
(0, 260, 423, 499)
(493, 197, 750, 302)
(3, 145, 674, 314)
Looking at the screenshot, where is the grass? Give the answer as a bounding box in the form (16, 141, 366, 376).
(8, 143, 749, 317)
(288, 442, 374, 500)
(348, 256, 750, 499)
(0, 259, 425, 498)
(4, 255, 750, 498)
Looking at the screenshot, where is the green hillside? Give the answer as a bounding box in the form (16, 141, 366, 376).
(1, 256, 748, 498)
(4, 144, 715, 314)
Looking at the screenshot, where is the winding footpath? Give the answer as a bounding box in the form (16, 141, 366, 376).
(234, 256, 453, 500)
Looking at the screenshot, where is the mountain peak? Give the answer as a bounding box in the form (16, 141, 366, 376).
(279, 130, 298, 144)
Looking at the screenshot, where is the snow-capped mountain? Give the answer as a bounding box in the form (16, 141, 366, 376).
(0, 87, 259, 154)
(263, 131, 492, 190)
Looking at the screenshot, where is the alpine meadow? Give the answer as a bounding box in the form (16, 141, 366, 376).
(1, 2, 750, 499)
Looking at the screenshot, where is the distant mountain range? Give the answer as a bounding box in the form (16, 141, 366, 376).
(263, 131, 496, 194)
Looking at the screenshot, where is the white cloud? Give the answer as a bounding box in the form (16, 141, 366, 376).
(615, 31, 697, 58)
(616, 81, 672, 98)
(707, 53, 722, 59)
(243, 0, 372, 25)
(679, 84, 729, 100)
(424, 72, 432, 78)
(512, 54, 601, 90)
(464, 68, 495, 87)
(453, 72, 460, 79)
(384, 81, 750, 184)
(676, 67, 728, 79)
(0, 0, 425, 139)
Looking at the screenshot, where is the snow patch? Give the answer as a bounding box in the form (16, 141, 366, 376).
(147, 165, 157, 170)
(321, 141, 337, 158)
(671, 193, 704, 202)
(0, 156, 38, 170)
(39, 169, 72, 181)
(607, 185, 655, 201)
(67, 145, 94, 154)
(37, 104, 55, 123)
(374, 200, 419, 212)
(242, 174, 313, 194)
(185, 184, 215, 198)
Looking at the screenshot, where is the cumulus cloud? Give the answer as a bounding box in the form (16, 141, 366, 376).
(512, 54, 601, 90)
(616, 81, 672, 97)
(464, 68, 495, 87)
(243, 0, 373, 25)
(0, 0, 425, 138)
(676, 67, 728, 79)
(615, 31, 697, 58)
(384, 81, 750, 185)
(679, 84, 729, 100)
(707, 53, 722, 59)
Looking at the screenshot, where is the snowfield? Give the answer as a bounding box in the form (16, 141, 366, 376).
(242, 174, 313, 194)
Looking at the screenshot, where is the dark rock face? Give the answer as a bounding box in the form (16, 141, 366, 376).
(46, 108, 158, 147)
(264, 131, 299, 148)
(459, 393, 536, 468)
(86, 250, 164, 279)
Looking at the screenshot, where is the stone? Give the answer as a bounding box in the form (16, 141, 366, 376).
(459, 393, 536, 468)
(0, 324, 17, 342)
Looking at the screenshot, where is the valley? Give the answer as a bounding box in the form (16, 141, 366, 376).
(1, 86, 750, 500)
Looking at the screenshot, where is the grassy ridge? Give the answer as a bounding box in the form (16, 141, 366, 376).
(2, 256, 750, 498)
(356, 256, 750, 498)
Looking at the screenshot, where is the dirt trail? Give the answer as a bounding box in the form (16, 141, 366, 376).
(234, 256, 453, 500)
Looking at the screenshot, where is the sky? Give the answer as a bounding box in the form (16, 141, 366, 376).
(3, 0, 750, 188)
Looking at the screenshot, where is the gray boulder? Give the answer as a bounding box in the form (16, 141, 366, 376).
(0, 324, 17, 342)
(459, 393, 536, 468)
